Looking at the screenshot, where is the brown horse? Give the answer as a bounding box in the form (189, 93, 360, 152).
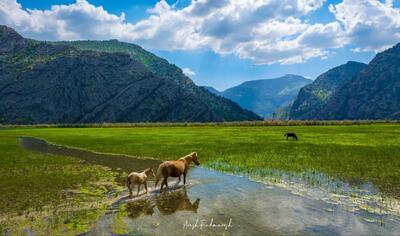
(127, 168, 155, 197)
(155, 152, 200, 191)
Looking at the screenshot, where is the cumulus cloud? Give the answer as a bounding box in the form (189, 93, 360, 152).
(0, 0, 131, 40)
(182, 67, 196, 77)
(329, 0, 400, 52)
(1, 0, 399, 64)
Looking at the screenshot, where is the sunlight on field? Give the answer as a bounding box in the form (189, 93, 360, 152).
(1, 124, 400, 234)
(3, 124, 400, 193)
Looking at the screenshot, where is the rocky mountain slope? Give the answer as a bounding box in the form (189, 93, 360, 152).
(0, 26, 260, 124)
(55, 39, 260, 122)
(289, 61, 367, 119)
(315, 43, 400, 120)
(205, 75, 311, 118)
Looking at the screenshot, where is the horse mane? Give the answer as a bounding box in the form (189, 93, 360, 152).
(178, 152, 196, 162)
(143, 168, 152, 174)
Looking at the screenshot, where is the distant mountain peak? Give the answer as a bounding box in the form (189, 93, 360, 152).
(239, 74, 311, 87)
(346, 60, 364, 64)
(213, 74, 311, 118)
(283, 74, 307, 78)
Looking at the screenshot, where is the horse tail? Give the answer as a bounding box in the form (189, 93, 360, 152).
(126, 176, 131, 188)
(155, 165, 163, 187)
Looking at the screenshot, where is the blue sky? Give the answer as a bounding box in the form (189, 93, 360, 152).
(3, 0, 399, 90)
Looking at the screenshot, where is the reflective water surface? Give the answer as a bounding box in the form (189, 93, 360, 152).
(20, 137, 400, 235)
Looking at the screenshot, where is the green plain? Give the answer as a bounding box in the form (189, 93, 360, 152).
(1, 124, 400, 233)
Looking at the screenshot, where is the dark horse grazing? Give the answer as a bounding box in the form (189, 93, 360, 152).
(155, 152, 200, 191)
(284, 132, 298, 140)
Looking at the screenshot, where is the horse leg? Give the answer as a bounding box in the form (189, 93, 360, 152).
(161, 177, 169, 191)
(144, 182, 148, 194)
(160, 177, 165, 191)
(137, 184, 141, 196)
(183, 172, 187, 185)
(128, 183, 133, 198)
(164, 177, 169, 189)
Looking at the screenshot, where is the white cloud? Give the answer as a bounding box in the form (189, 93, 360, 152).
(297, 22, 348, 48)
(0, 0, 129, 40)
(182, 67, 196, 77)
(1, 0, 399, 64)
(329, 0, 400, 52)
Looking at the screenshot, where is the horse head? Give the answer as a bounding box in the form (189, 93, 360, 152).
(145, 167, 155, 177)
(190, 152, 200, 166)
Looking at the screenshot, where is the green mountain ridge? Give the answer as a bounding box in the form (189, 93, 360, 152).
(315, 43, 400, 120)
(0, 26, 260, 124)
(289, 61, 367, 120)
(289, 42, 400, 120)
(55, 39, 260, 121)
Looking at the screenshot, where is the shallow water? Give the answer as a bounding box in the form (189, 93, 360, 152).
(20, 136, 161, 183)
(20, 137, 400, 235)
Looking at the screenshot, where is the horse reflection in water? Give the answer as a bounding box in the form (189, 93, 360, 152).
(125, 188, 200, 218)
(155, 188, 200, 215)
(126, 198, 155, 218)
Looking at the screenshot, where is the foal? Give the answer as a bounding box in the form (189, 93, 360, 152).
(155, 152, 200, 191)
(127, 168, 155, 197)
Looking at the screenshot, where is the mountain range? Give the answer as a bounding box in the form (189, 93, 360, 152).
(0, 25, 260, 124)
(289, 43, 400, 120)
(1, 24, 399, 123)
(203, 75, 312, 118)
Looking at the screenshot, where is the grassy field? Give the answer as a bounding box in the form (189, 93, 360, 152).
(2, 124, 400, 193)
(1, 123, 400, 233)
(0, 136, 118, 235)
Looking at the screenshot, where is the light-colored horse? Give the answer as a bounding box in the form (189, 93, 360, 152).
(127, 168, 155, 197)
(155, 152, 200, 191)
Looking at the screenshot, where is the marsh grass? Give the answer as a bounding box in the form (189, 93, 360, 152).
(0, 136, 118, 235)
(2, 124, 400, 197)
(1, 124, 400, 233)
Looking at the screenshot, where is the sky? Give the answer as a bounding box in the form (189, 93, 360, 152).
(1, 0, 399, 90)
